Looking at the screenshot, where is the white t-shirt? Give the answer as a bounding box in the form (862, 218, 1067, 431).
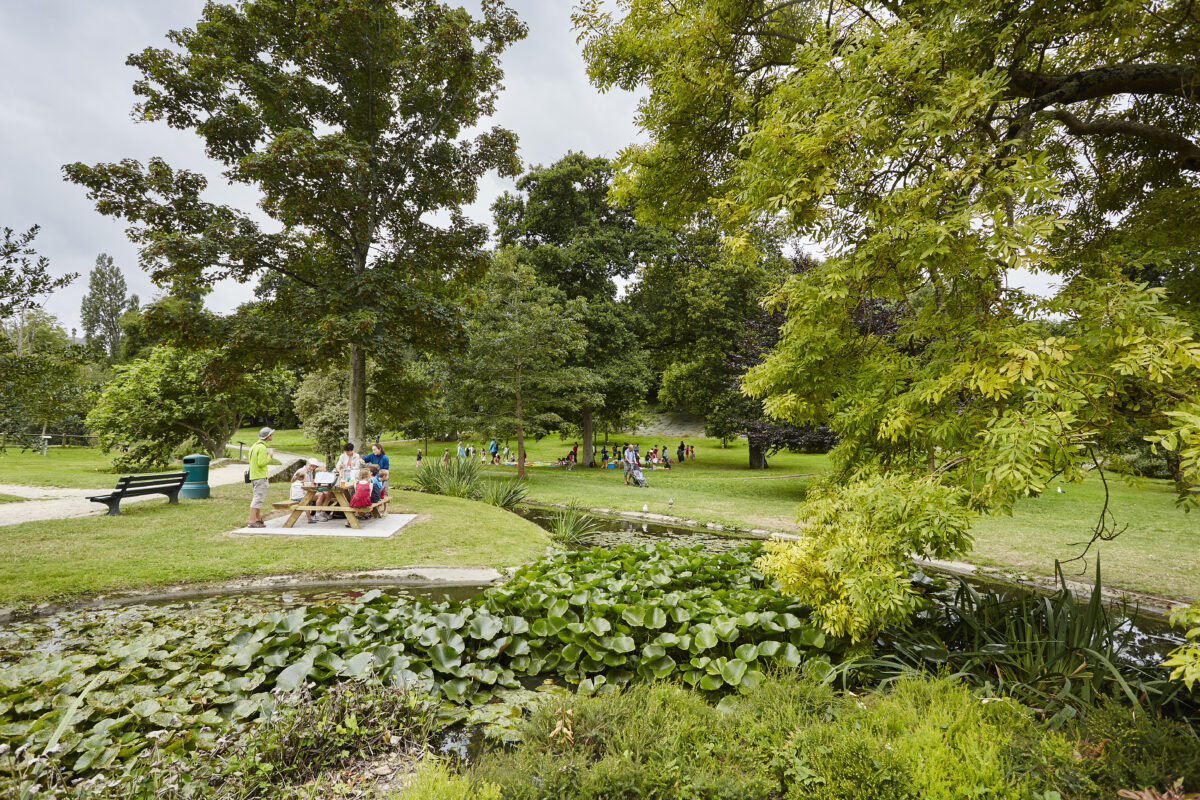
(289, 480, 305, 501)
(336, 453, 363, 472)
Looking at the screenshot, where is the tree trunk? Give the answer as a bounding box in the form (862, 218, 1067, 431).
(516, 385, 526, 480)
(581, 407, 594, 467)
(748, 442, 768, 470)
(348, 344, 367, 451)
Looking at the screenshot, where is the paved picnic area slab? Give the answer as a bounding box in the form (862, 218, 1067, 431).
(230, 512, 418, 538)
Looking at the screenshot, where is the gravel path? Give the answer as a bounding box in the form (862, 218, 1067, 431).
(0, 452, 308, 528)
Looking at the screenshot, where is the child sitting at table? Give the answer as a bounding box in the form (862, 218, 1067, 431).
(367, 464, 383, 503)
(347, 467, 373, 525)
(377, 469, 389, 497)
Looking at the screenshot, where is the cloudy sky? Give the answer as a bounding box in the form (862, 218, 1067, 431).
(0, 0, 643, 334)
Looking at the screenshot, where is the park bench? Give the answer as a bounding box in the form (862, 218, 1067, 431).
(87, 472, 188, 516)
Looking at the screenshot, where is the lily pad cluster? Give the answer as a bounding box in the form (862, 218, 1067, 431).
(0, 543, 836, 782)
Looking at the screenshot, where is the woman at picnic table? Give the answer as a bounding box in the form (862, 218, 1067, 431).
(363, 443, 389, 472)
(363, 443, 390, 490)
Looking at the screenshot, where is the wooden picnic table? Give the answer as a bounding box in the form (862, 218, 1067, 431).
(282, 484, 364, 529)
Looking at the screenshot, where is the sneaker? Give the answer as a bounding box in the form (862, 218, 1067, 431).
(307, 516, 318, 524)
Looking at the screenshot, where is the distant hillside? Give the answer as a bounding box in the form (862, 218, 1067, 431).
(633, 409, 707, 438)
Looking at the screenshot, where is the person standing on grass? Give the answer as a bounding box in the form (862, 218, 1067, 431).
(246, 427, 274, 528)
(457, 441, 465, 461)
(678, 441, 686, 465)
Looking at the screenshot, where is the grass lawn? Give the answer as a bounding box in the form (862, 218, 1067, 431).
(388, 434, 827, 532)
(0, 482, 549, 607)
(969, 475, 1200, 602)
(0, 494, 26, 504)
(0, 446, 153, 489)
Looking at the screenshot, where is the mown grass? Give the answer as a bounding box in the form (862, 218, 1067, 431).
(970, 474, 1200, 601)
(0, 493, 26, 504)
(393, 434, 827, 532)
(0, 482, 549, 606)
(0, 446, 165, 489)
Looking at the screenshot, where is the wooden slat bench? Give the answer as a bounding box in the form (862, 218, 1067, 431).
(87, 472, 188, 516)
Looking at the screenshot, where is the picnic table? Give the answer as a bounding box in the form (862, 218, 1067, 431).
(280, 483, 388, 529)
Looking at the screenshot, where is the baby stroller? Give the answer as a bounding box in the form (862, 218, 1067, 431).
(630, 463, 649, 487)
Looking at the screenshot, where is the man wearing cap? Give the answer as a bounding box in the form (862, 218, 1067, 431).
(246, 427, 274, 528)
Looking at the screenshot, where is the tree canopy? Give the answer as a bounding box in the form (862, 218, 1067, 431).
(1, 225, 75, 320)
(578, 0, 1200, 639)
(88, 345, 292, 469)
(65, 0, 527, 449)
(453, 253, 592, 478)
(493, 153, 656, 464)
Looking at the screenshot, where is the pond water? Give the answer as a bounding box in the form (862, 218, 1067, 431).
(0, 505, 1183, 665)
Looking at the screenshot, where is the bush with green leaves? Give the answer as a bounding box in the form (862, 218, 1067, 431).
(470, 672, 1095, 800)
(413, 458, 483, 498)
(1165, 602, 1200, 692)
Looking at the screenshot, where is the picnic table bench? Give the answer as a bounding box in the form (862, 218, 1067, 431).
(87, 471, 188, 516)
(281, 485, 390, 529)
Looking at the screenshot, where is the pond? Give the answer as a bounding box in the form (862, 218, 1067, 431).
(1, 505, 1182, 667)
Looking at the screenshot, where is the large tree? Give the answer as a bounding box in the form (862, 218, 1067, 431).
(66, 0, 526, 450)
(579, 0, 1200, 640)
(80, 253, 135, 360)
(453, 253, 591, 479)
(493, 153, 657, 464)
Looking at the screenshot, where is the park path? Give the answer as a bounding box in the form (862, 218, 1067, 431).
(0, 452, 308, 528)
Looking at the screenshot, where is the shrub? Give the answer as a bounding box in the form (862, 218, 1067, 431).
(546, 502, 600, 545)
(1073, 699, 1200, 795)
(414, 458, 482, 498)
(405, 757, 502, 800)
(481, 478, 528, 510)
(469, 672, 1082, 800)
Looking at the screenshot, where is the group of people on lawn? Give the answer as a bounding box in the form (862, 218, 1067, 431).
(246, 428, 390, 528)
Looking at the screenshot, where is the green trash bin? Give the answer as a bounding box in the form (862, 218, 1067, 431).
(181, 454, 211, 499)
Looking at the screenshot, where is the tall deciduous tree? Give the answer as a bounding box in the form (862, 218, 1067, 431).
(65, 0, 526, 450)
(80, 254, 134, 359)
(454, 254, 591, 479)
(493, 153, 656, 464)
(579, 0, 1200, 640)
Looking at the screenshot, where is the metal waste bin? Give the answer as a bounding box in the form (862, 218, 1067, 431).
(180, 454, 211, 499)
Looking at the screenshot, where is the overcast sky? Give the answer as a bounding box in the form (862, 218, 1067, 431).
(0, 0, 644, 334)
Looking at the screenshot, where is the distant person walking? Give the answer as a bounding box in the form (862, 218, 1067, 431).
(246, 427, 274, 528)
(678, 441, 686, 464)
(457, 441, 465, 461)
(443, 448, 451, 466)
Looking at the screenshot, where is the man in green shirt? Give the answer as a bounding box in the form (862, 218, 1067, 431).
(247, 427, 274, 528)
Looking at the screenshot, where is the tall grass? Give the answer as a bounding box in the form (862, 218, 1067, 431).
(481, 478, 528, 510)
(870, 561, 1196, 725)
(413, 459, 482, 499)
(547, 502, 600, 546)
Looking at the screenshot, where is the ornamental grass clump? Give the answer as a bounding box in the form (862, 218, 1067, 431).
(414, 459, 482, 499)
(481, 478, 528, 510)
(546, 502, 600, 545)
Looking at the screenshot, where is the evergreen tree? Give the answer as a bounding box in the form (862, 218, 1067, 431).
(80, 253, 133, 359)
